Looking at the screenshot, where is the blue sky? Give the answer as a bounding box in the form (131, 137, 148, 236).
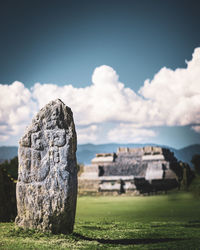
(0, 0, 200, 148)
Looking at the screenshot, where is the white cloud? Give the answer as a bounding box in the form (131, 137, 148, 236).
(0, 134, 9, 141)
(139, 48, 200, 126)
(191, 125, 200, 133)
(0, 48, 200, 144)
(32, 65, 141, 126)
(107, 123, 156, 143)
(0, 81, 37, 142)
(76, 125, 99, 144)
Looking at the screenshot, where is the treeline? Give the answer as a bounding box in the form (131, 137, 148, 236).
(0, 156, 18, 181)
(189, 154, 200, 197)
(0, 158, 17, 221)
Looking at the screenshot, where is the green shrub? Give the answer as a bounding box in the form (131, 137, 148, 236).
(189, 175, 200, 197)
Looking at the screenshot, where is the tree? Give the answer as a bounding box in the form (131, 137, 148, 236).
(191, 154, 200, 175)
(179, 161, 195, 190)
(0, 156, 18, 180)
(0, 157, 17, 221)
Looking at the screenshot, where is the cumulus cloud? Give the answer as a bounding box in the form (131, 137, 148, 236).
(32, 65, 141, 126)
(107, 123, 156, 143)
(191, 125, 200, 133)
(0, 48, 200, 144)
(0, 81, 37, 142)
(76, 125, 99, 144)
(139, 47, 200, 126)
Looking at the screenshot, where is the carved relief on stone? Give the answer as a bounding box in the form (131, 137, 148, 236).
(16, 99, 77, 234)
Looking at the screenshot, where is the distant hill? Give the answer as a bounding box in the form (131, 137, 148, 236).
(172, 144, 200, 167)
(0, 144, 200, 168)
(0, 146, 18, 163)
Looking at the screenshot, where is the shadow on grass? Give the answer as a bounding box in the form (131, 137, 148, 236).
(73, 233, 186, 245)
(151, 221, 200, 229)
(81, 226, 104, 230)
(184, 224, 200, 228)
(185, 220, 200, 227)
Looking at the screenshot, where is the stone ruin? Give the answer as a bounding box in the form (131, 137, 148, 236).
(79, 146, 184, 194)
(15, 99, 77, 234)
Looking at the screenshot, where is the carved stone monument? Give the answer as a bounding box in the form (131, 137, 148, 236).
(15, 99, 77, 234)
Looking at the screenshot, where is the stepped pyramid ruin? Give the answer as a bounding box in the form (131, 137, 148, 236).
(79, 146, 183, 194)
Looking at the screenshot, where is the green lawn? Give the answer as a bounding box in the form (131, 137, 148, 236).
(0, 192, 200, 249)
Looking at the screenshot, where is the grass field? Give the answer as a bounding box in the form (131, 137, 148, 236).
(0, 192, 200, 249)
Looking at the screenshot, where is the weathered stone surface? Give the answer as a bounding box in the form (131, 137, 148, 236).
(15, 99, 77, 234)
